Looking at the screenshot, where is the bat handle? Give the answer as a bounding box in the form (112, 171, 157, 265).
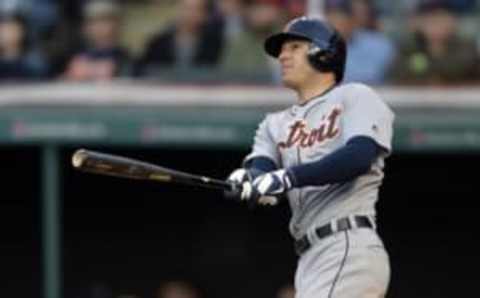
(224, 181, 243, 199)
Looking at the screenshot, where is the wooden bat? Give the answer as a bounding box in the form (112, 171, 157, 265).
(71, 149, 239, 192)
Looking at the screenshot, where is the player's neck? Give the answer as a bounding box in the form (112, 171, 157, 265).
(296, 75, 336, 105)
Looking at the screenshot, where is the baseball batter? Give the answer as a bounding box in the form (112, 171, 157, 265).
(226, 17, 394, 298)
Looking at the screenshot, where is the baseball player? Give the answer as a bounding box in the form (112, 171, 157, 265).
(226, 16, 394, 298)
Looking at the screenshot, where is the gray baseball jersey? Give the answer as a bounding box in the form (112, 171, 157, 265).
(244, 83, 395, 240)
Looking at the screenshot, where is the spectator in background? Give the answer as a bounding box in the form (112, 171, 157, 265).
(220, 0, 284, 84)
(351, 0, 380, 31)
(136, 0, 223, 77)
(390, 1, 480, 85)
(284, 0, 307, 19)
(325, 0, 395, 85)
(155, 280, 202, 298)
(0, 0, 59, 43)
(216, 0, 247, 44)
(0, 12, 49, 80)
(443, 0, 477, 13)
(63, 0, 130, 81)
(400, 0, 478, 14)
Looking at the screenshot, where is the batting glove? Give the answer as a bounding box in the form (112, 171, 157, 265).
(224, 168, 261, 202)
(227, 168, 252, 184)
(237, 180, 279, 206)
(252, 169, 294, 197)
(230, 169, 294, 207)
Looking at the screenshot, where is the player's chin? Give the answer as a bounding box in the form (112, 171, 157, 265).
(281, 76, 298, 89)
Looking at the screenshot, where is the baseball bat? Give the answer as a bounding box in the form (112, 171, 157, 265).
(71, 149, 238, 192)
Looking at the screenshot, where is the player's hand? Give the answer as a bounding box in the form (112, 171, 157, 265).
(225, 168, 284, 206)
(227, 168, 252, 184)
(238, 180, 280, 206)
(230, 169, 293, 207)
(224, 168, 254, 201)
(252, 169, 294, 197)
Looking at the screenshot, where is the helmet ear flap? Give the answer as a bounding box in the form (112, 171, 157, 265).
(307, 43, 335, 72)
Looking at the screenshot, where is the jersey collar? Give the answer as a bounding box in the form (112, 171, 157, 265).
(291, 84, 337, 114)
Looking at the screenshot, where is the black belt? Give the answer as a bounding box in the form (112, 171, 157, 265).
(294, 215, 374, 256)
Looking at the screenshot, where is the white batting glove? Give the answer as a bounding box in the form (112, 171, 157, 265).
(252, 169, 293, 197)
(226, 168, 288, 206)
(225, 168, 254, 202)
(227, 168, 251, 184)
(239, 181, 279, 206)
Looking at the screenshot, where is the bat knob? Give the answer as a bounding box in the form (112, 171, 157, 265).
(72, 149, 88, 168)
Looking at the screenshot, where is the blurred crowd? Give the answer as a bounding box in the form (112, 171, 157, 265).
(0, 0, 479, 86)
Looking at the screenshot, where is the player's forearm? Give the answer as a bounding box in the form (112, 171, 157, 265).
(288, 136, 380, 187)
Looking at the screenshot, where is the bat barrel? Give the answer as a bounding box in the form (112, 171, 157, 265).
(72, 148, 238, 192)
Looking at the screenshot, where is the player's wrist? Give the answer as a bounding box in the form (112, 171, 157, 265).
(247, 167, 265, 180)
(285, 168, 298, 189)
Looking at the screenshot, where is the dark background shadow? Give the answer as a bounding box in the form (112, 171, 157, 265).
(2, 147, 479, 297)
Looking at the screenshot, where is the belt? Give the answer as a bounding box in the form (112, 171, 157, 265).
(294, 215, 374, 256)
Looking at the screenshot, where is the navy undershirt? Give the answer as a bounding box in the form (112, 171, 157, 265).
(245, 136, 381, 187)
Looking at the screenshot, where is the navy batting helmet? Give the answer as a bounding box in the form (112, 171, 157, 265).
(264, 16, 347, 83)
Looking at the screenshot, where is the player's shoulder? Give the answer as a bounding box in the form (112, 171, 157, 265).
(336, 82, 380, 96)
(339, 83, 394, 114)
(337, 82, 388, 104)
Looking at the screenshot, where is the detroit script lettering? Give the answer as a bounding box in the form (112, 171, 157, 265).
(278, 107, 342, 149)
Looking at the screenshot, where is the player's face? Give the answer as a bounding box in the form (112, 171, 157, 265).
(278, 39, 317, 89)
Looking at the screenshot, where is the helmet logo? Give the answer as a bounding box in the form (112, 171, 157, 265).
(308, 44, 330, 62)
(308, 45, 321, 56)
